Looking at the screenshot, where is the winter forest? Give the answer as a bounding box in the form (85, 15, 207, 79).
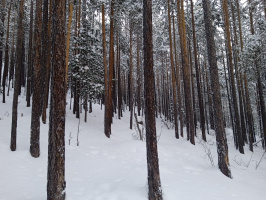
(0, 0, 265, 199)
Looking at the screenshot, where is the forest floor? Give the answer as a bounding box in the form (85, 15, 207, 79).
(0, 90, 265, 200)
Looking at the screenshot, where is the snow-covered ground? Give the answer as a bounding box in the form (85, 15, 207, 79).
(0, 91, 265, 200)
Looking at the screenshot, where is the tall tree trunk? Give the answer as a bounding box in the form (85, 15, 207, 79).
(137, 34, 141, 117)
(47, 0, 67, 199)
(112, 45, 116, 114)
(117, 32, 122, 119)
(65, 0, 74, 85)
(42, 0, 52, 124)
(167, 0, 179, 139)
(129, 21, 133, 129)
(40, 0, 50, 124)
(156, 73, 161, 117)
(256, 84, 264, 147)
(202, 0, 231, 178)
(106, 0, 115, 137)
(177, 0, 195, 144)
(72, 3, 78, 114)
(230, 1, 247, 144)
(173, 16, 183, 137)
(10, 0, 24, 151)
(73, 0, 81, 118)
(188, 40, 197, 134)
(204, 59, 214, 131)
(0, 0, 5, 86)
(26, 0, 34, 107)
(236, 0, 244, 51)
(236, 0, 255, 150)
(102, 4, 110, 137)
(30, 0, 43, 158)
(143, 0, 163, 199)
(190, 0, 206, 141)
(123, 71, 126, 114)
(221, 0, 244, 154)
(202, 59, 210, 135)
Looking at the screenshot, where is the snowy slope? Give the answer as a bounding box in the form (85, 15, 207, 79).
(0, 91, 265, 200)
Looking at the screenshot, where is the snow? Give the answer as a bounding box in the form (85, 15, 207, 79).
(0, 90, 265, 200)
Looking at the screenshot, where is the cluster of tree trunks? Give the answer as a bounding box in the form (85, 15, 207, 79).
(1, 0, 266, 199)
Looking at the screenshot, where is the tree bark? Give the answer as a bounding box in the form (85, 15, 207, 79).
(204, 59, 214, 131)
(221, 0, 244, 154)
(202, 0, 231, 178)
(10, 0, 24, 151)
(40, 0, 49, 108)
(230, 1, 247, 144)
(172, 16, 183, 137)
(117, 31, 122, 119)
(236, 0, 254, 149)
(190, 0, 206, 141)
(129, 20, 133, 130)
(188, 40, 197, 135)
(137, 34, 141, 117)
(65, 0, 74, 85)
(47, 0, 67, 199)
(30, 0, 43, 158)
(177, 0, 195, 144)
(143, 0, 163, 199)
(167, 0, 179, 139)
(106, 0, 115, 137)
(102, 4, 110, 137)
(26, 0, 34, 107)
(41, 0, 51, 124)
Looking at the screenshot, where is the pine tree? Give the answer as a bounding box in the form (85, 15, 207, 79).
(69, 0, 103, 119)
